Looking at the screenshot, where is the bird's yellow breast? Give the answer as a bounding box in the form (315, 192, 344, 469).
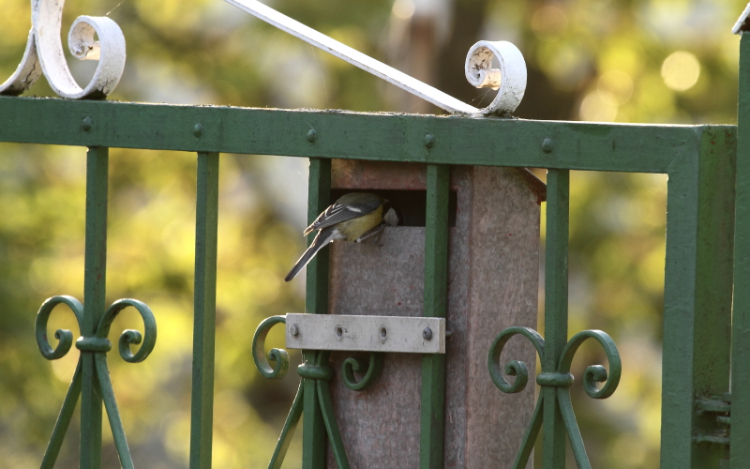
(338, 204, 383, 241)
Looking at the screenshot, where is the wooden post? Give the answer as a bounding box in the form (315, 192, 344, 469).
(325, 160, 543, 468)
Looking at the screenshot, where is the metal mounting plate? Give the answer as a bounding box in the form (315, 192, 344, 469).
(285, 313, 446, 354)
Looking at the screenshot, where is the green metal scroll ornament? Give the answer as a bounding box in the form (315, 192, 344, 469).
(252, 315, 290, 379)
(252, 315, 386, 469)
(35, 295, 157, 469)
(341, 353, 384, 391)
(488, 326, 621, 469)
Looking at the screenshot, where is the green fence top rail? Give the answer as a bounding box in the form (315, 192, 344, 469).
(0, 96, 733, 174)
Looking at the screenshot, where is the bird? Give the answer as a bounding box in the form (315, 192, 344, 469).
(284, 192, 398, 282)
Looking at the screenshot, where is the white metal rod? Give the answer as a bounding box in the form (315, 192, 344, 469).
(225, 0, 480, 115)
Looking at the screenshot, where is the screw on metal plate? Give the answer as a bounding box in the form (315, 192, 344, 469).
(423, 327, 433, 341)
(81, 116, 92, 131)
(542, 138, 553, 153)
(290, 324, 299, 337)
(194, 123, 203, 138)
(335, 325, 343, 338)
(424, 133, 436, 148)
(306, 128, 317, 142)
(379, 327, 387, 338)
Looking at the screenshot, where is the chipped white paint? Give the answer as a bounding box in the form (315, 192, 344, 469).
(0, 0, 126, 99)
(733, 3, 750, 34)
(0, 28, 43, 96)
(285, 313, 446, 354)
(465, 40, 527, 116)
(225, 0, 528, 116)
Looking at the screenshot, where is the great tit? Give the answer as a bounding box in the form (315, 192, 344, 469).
(284, 192, 398, 282)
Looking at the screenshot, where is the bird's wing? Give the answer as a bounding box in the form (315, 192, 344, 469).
(304, 197, 381, 234)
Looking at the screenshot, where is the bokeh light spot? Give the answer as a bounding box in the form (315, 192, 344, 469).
(661, 51, 700, 92)
(598, 70, 634, 105)
(392, 0, 415, 20)
(531, 6, 568, 38)
(580, 90, 619, 122)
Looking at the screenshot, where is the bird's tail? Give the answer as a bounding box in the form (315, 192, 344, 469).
(284, 229, 337, 282)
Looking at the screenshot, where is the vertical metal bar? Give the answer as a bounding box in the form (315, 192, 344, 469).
(80, 146, 108, 469)
(41, 364, 82, 469)
(302, 157, 330, 469)
(693, 129, 734, 463)
(662, 128, 734, 468)
(316, 377, 350, 469)
(268, 383, 305, 469)
(542, 168, 569, 469)
(420, 163, 449, 469)
(732, 31, 750, 469)
(94, 355, 134, 469)
(190, 152, 220, 469)
(305, 158, 331, 317)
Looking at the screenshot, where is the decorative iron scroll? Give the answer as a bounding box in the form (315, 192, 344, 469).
(252, 315, 384, 469)
(225, 0, 527, 116)
(488, 326, 622, 469)
(341, 353, 384, 391)
(464, 40, 527, 116)
(0, 0, 126, 99)
(35, 295, 156, 469)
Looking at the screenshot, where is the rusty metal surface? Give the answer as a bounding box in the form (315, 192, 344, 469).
(324, 160, 540, 468)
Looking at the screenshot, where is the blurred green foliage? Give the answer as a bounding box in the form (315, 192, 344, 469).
(0, 0, 744, 467)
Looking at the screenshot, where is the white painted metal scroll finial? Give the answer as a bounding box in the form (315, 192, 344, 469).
(733, 3, 750, 34)
(225, 0, 527, 116)
(465, 41, 527, 116)
(0, 0, 126, 99)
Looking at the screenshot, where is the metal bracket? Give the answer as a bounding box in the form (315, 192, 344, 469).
(694, 395, 731, 445)
(285, 313, 446, 354)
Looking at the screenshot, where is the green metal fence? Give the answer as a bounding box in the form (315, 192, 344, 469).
(2, 16, 750, 469)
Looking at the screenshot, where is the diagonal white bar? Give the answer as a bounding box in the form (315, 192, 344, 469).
(225, 0, 480, 115)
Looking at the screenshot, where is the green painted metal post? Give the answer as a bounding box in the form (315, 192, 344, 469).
(662, 127, 735, 468)
(305, 157, 331, 320)
(80, 146, 109, 469)
(420, 164, 449, 469)
(190, 152, 220, 469)
(542, 168, 569, 469)
(732, 31, 750, 469)
(302, 157, 330, 469)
